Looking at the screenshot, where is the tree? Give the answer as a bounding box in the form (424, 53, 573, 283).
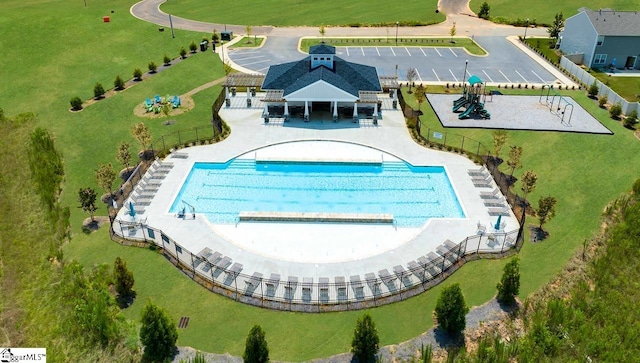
(95, 163, 116, 195)
(351, 313, 379, 363)
(93, 82, 105, 99)
(406, 67, 418, 93)
(319, 24, 326, 42)
(212, 29, 219, 43)
(133, 68, 143, 81)
(496, 257, 520, 305)
(414, 84, 426, 112)
(587, 81, 599, 98)
(163, 54, 171, 66)
(435, 283, 469, 336)
(492, 130, 508, 160)
(598, 95, 608, 108)
(547, 12, 564, 44)
(113, 257, 135, 303)
(243, 324, 269, 363)
(478, 2, 490, 20)
(140, 300, 178, 362)
(180, 47, 187, 59)
(189, 40, 198, 53)
(609, 103, 622, 120)
(507, 145, 523, 182)
(536, 196, 557, 230)
(449, 22, 457, 42)
(70, 96, 83, 111)
(624, 109, 638, 129)
(148, 61, 157, 73)
(246, 25, 252, 43)
(520, 170, 538, 201)
(116, 142, 131, 169)
(131, 122, 152, 151)
(78, 188, 98, 221)
(114, 75, 125, 91)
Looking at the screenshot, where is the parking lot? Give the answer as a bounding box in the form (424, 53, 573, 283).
(228, 36, 560, 84)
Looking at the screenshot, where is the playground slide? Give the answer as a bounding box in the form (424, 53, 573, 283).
(452, 102, 466, 112)
(458, 103, 476, 119)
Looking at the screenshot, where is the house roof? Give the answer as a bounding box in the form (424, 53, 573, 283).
(262, 57, 382, 97)
(309, 44, 336, 55)
(583, 10, 640, 36)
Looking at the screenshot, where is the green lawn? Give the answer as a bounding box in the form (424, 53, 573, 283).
(229, 36, 265, 48)
(524, 38, 561, 63)
(469, 0, 640, 25)
(589, 70, 640, 103)
(301, 37, 487, 55)
(160, 0, 444, 27)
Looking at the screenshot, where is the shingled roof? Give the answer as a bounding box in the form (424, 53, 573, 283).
(262, 57, 382, 97)
(583, 10, 640, 36)
(309, 43, 336, 55)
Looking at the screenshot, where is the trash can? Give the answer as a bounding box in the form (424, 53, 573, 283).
(221, 31, 233, 41)
(199, 41, 208, 52)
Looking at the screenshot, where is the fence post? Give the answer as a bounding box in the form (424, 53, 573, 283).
(461, 136, 465, 152)
(178, 130, 182, 146)
(162, 136, 166, 152)
(195, 128, 199, 144)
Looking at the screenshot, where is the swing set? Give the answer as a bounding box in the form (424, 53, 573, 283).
(539, 85, 574, 125)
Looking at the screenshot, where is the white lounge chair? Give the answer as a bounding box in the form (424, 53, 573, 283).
(488, 207, 510, 216)
(467, 165, 488, 176)
(479, 188, 500, 198)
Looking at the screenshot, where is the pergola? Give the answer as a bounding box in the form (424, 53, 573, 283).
(222, 73, 265, 107)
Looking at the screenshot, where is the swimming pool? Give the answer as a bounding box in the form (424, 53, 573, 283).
(170, 160, 465, 227)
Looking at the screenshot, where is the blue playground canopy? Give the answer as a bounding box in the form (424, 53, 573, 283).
(467, 75, 483, 86)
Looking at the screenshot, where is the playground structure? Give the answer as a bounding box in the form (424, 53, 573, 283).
(452, 75, 491, 120)
(539, 85, 574, 125)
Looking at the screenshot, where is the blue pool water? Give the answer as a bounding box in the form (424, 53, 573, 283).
(170, 160, 465, 227)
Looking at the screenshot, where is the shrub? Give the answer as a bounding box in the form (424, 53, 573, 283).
(497, 257, 520, 304)
(587, 81, 599, 98)
(140, 300, 178, 362)
(133, 68, 143, 81)
(243, 325, 269, 363)
(623, 110, 638, 129)
(148, 61, 157, 73)
(113, 75, 125, 91)
(179, 47, 187, 59)
(69, 96, 83, 111)
(93, 83, 105, 99)
(113, 257, 135, 302)
(351, 314, 379, 363)
(632, 177, 640, 196)
(598, 95, 607, 108)
(435, 283, 469, 336)
(478, 1, 490, 20)
(609, 103, 622, 120)
(189, 40, 198, 53)
(212, 29, 219, 43)
(163, 54, 171, 66)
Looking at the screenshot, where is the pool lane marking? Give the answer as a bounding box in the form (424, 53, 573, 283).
(531, 70, 546, 83)
(432, 69, 441, 81)
(482, 70, 495, 82)
(390, 47, 396, 56)
(405, 47, 411, 56)
(449, 48, 457, 57)
(449, 69, 458, 82)
(498, 70, 512, 83)
(515, 70, 528, 83)
(376, 47, 380, 56)
(420, 48, 427, 57)
(434, 48, 443, 57)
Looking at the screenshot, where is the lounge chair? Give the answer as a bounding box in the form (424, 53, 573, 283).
(484, 197, 507, 207)
(488, 207, 510, 216)
(154, 94, 162, 104)
(468, 165, 488, 176)
(144, 98, 153, 107)
(477, 221, 487, 235)
(479, 188, 500, 198)
(471, 174, 492, 183)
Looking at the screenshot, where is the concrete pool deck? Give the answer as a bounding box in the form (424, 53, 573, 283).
(116, 93, 521, 302)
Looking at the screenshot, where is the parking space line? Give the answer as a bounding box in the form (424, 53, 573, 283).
(515, 70, 528, 83)
(420, 48, 427, 57)
(449, 48, 457, 57)
(232, 55, 266, 61)
(498, 70, 511, 83)
(415, 69, 423, 82)
(241, 60, 271, 66)
(376, 47, 380, 56)
(405, 47, 411, 56)
(482, 70, 495, 83)
(361, 47, 365, 56)
(449, 69, 458, 82)
(346, 47, 350, 56)
(256, 67, 269, 73)
(432, 69, 440, 81)
(531, 70, 546, 83)
(390, 47, 396, 56)
(434, 48, 442, 57)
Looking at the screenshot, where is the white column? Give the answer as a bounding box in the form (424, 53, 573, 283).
(283, 101, 289, 117)
(304, 100, 309, 121)
(333, 100, 338, 120)
(353, 102, 358, 122)
(246, 87, 251, 98)
(373, 102, 378, 115)
(225, 86, 230, 107)
(393, 89, 398, 102)
(263, 104, 269, 116)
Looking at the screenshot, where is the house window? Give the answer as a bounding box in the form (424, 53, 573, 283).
(596, 35, 604, 46)
(176, 245, 182, 254)
(594, 54, 607, 65)
(147, 228, 155, 239)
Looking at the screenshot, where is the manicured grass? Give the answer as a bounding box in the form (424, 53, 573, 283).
(589, 69, 640, 103)
(160, 0, 444, 27)
(229, 36, 265, 48)
(469, 0, 640, 25)
(301, 37, 486, 55)
(524, 37, 560, 63)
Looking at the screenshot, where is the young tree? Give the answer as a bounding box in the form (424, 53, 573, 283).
(478, 2, 490, 20)
(507, 146, 523, 182)
(148, 61, 158, 73)
(93, 82, 105, 99)
(140, 300, 178, 362)
(131, 122, 152, 151)
(212, 29, 219, 43)
(78, 188, 98, 221)
(496, 257, 520, 305)
(449, 22, 457, 42)
(243, 324, 269, 363)
(113, 257, 135, 302)
(598, 95, 608, 108)
(547, 12, 564, 44)
(319, 24, 326, 42)
(114, 75, 125, 91)
(180, 47, 187, 59)
(163, 54, 171, 66)
(609, 103, 622, 120)
(587, 81, 599, 98)
(406, 67, 418, 93)
(435, 283, 469, 336)
(116, 142, 131, 169)
(492, 130, 508, 160)
(351, 313, 379, 363)
(414, 84, 427, 112)
(624, 109, 638, 129)
(189, 40, 198, 53)
(520, 170, 538, 201)
(95, 163, 116, 195)
(133, 68, 143, 81)
(245, 25, 252, 43)
(70, 96, 83, 111)
(536, 196, 557, 230)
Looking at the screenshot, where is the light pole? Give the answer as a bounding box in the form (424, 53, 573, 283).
(523, 18, 529, 41)
(462, 59, 468, 83)
(395, 21, 399, 46)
